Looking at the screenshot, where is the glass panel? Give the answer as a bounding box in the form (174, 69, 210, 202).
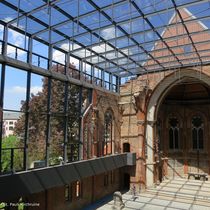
(0, 24, 3, 42)
(100, 27, 124, 40)
(49, 116, 64, 166)
(0, 3, 18, 22)
(27, 74, 48, 169)
(5, 0, 44, 11)
(93, 0, 121, 7)
(19, 17, 46, 34)
(73, 49, 91, 58)
(2, 111, 24, 173)
(67, 84, 80, 162)
(32, 39, 48, 58)
(4, 66, 27, 111)
(52, 48, 65, 65)
(56, 0, 94, 18)
(28, 114, 47, 169)
(50, 31, 65, 43)
(7, 28, 28, 48)
(104, 2, 138, 22)
(51, 79, 65, 113)
(80, 12, 111, 30)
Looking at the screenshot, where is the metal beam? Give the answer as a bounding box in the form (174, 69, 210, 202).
(0, 54, 119, 96)
(171, 0, 203, 65)
(84, 29, 210, 66)
(87, 0, 165, 70)
(31, 0, 208, 42)
(96, 40, 210, 68)
(1, 0, 129, 75)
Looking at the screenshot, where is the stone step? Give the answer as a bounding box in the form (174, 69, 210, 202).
(146, 188, 210, 204)
(122, 193, 210, 210)
(94, 178, 210, 210)
(135, 193, 210, 207)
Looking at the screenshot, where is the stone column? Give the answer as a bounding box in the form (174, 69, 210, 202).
(131, 86, 152, 191)
(146, 120, 156, 188)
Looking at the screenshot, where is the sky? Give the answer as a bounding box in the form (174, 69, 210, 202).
(0, 0, 210, 110)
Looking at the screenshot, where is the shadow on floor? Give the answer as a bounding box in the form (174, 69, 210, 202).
(83, 190, 129, 210)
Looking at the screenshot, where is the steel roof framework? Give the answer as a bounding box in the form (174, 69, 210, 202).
(0, 0, 210, 78)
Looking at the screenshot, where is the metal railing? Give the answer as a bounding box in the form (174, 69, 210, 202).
(1, 147, 24, 174)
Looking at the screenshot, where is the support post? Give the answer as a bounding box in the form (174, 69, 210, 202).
(0, 64, 6, 173)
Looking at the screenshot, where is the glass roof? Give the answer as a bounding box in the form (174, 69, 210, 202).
(0, 0, 210, 77)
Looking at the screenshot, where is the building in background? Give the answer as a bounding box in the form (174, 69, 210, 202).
(3, 112, 21, 137)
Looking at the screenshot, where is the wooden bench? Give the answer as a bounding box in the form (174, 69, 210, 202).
(188, 172, 207, 181)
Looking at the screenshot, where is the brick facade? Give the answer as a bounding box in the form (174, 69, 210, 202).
(120, 66, 210, 189)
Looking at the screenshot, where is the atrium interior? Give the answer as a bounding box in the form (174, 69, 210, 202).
(0, 0, 210, 209)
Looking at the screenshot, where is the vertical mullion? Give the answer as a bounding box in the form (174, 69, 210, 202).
(111, 120, 113, 154)
(45, 78, 51, 167)
(63, 81, 69, 163)
(110, 73, 113, 91)
(0, 64, 6, 172)
(78, 86, 83, 160)
(23, 71, 31, 170)
(28, 36, 33, 65)
(3, 25, 8, 56)
(45, 5, 52, 167)
(65, 51, 70, 75)
(197, 128, 199, 150)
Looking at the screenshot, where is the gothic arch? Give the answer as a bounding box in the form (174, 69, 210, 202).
(145, 68, 210, 187)
(187, 111, 207, 152)
(166, 112, 183, 129)
(103, 108, 115, 155)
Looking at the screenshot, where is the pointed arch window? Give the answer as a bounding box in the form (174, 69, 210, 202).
(104, 110, 113, 155)
(169, 117, 179, 150)
(192, 116, 204, 150)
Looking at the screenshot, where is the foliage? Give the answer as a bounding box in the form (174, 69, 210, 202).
(2, 135, 23, 172)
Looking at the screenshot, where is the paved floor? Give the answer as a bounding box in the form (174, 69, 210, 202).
(84, 178, 210, 210)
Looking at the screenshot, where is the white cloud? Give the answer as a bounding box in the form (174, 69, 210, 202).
(6, 86, 42, 95)
(5, 27, 27, 57)
(53, 47, 66, 64)
(53, 43, 80, 68)
(11, 86, 26, 94)
(31, 86, 42, 95)
(9, 29, 25, 46)
(3, 17, 13, 23)
(0, 17, 26, 58)
(0, 25, 3, 39)
(0, 24, 3, 31)
(101, 27, 115, 39)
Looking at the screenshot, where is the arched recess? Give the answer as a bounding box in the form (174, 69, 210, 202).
(103, 108, 115, 155)
(145, 68, 210, 187)
(187, 111, 207, 152)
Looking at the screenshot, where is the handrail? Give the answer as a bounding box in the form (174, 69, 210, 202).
(1, 147, 24, 173)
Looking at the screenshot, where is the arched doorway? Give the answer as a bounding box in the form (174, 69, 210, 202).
(123, 143, 130, 152)
(157, 81, 209, 180)
(145, 69, 210, 187)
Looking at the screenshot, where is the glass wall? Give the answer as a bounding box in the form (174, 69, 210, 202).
(0, 63, 93, 173)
